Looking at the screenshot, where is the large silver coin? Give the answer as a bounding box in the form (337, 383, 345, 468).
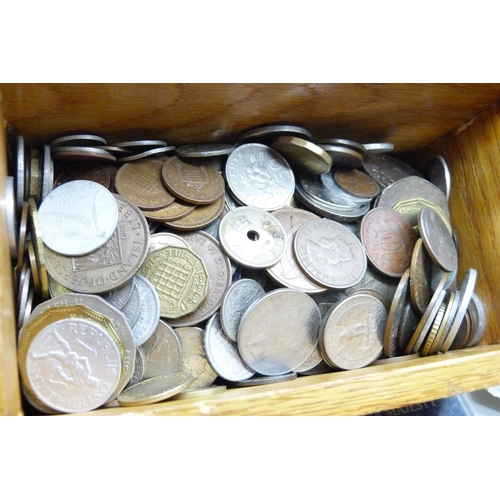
(38, 180, 119, 256)
(220, 279, 265, 342)
(131, 275, 161, 347)
(226, 143, 295, 211)
(204, 312, 255, 382)
(26, 318, 121, 413)
(294, 218, 367, 289)
(219, 206, 287, 269)
(238, 289, 321, 376)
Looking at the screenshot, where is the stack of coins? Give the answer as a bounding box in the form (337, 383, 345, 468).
(8, 125, 487, 413)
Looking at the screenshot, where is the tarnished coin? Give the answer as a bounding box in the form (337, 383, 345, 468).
(225, 143, 295, 211)
(466, 292, 486, 347)
(167, 231, 232, 328)
(38, 180, 119, 256)
(176, 143, 235, 157)
(333, 169, 380, 199)
(25, 318, 122, 413)
(117, 372, 194, 407)
(317, 144, 364, 170)
(320, 294, 387, 370)
(427, 292, 459, 355)
(362, 153, 423, 188)
(138, 320, 182, 379)
(220, 279, 266, 342)
(113, 140, 167, 149)
(44, 194, 149, 294)
(423, 155, 451, 201)
(52, 146, 116, 162)
(50, 134, 107, 148)
(360, 207, 417, 278)
(452, 309, 472, 350)
(204, 312, 255, 382)
(114, 157, 175, 210)
(294, 218, 367, 289)
(266, 207, 327, 294)
(238, 124, 312, 143)
(175, 327, 218, 390)
(271, 136, 332, 174)
(161, 156, 225, 205)
(53, 162, 111, 189)
(138, 245, 209, 319)
(418, 206, 458, 273)
(238, 289, 321, 376)
(219, 206, 287, 269)
(397, 303, 421, 353)
(130, 275, 160, 346)
(409, 239, 432, 314)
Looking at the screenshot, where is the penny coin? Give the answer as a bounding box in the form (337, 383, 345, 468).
(138, 245, 209, 319)
(44, 194, 149, 294)
(220, 279, 266, 342)
(315, 171, 369, 207)
(418, 207, 458, 273)
(50, 134, 107, 148)
(40, 145, 54, 201)
(176, 143, 235, 157)
(38, 180, 119, 256)
(294, 218, 367, 289)
(229, 372, 298, 387)
(238, 289, 321, 376)
(423, 155, 451, 201)
(360, 207, 417, 278)
(138, 320, 182, 379)
(321, 294, 387, 370)
(142, 198, 195, 222)
(409, 238, 432, 314)
(53, 162, 111, 189)
(52, 146, 116, 162)
(130, 275, 161, 346)
(266, 207, 327, 294)
(161, 156, 225, 205)
(117, 372, 194, 407)
(219, 206, 287, 269)
(317, 144, 364, 170)
(115, 157, 175, 210)
(116, 146, 175, 163)
(167, 231, 232, 328)
(363, 143, 395, 153)
(271, 136, 332, 174)
(466, 292, 486, 347)
(225, 143, 295, 211)
(333, 169, 380, 199)
(204, 312, 255, 382)
(175, 327, 218, 390)
(238, 124, 312, 143)
(362, 153, 423, 188)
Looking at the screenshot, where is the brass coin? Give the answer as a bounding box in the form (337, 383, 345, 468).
(271, 136, 332, 174)
(392, 198, 452, 233)
(161, 156, 225, 205)
(333, 169, 380, 199)
(360, 207, 417, 278)
(409, 238, 432, 314)
(428, 292, 459, 354)
(28, 198, 49, 300)
(115, 157, 175, 210)
(53, 162, 111, 189)
(384, 269, 410, 357)
(141, 198, 195, 222)
(420, 302, 447, 356)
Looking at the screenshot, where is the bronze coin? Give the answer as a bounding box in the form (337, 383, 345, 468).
(141, 198, 196, 222)
(360, 207, 417, 278)
(409, 238, 432, 314)
(161, 156, 225, 205)
(53, 162, 111, 189)
(115, 157, 175, 210)
(333, 169, 380, 199)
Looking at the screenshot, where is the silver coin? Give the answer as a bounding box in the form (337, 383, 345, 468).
(238, 124, 312, 143)
(127, 348, 145, 386)
(120, 281, 142, 327)
(176, 143, 235, 157)
(345, 266, 398, 307)
(238, 288, 321, 376)
(5, 176, 17, 259)
(320, 171, 372, 204)
(138, 320, 182, 379)
(423, 155, 451, 201)
(466, 292, 486, 347)
(116, 146, 175, 163)
(220, 279, 266, 342)
(131, 275, 161, 347)
(100, 279, 135, 310)
(113, 140, 168, 149)
(229, 372, 298, 387)
(204, 312, 255, 382)
(26, 318, 121, 413)
(16, 135, 25, 211)
(318, 144, 364, 170)
(41, 145, 54, 201)
(294, 218, 367, 289)
(224, 189, 240, 211)
(219, 206, 287, 269)
(294, 343, 325, 374)
(362, 153, 423, 188)
(50, 134, 107, 148)
(148, 232, 191, 253)
(51, 146, 116, 162)
(317, 138, 367, 158)
(38, 180, 119, 256)
(362, 143, 395, 153)
(226, 143, 295, 211)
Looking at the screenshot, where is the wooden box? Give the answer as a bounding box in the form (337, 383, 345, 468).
(2, 83, 500, 416)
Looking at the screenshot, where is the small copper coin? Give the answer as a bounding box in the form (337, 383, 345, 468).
(360, 207, 417, 278)
(161, 156, 225, 205)
(115, 157, 175, 210)
(409, 238, 432, 314)
(333, 169, 380, 199)
(54, 162, 111, 189)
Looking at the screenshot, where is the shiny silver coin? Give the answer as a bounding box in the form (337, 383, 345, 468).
(204, 312, 255, 382)
(320, 171, 372, 204)
(220, 279, 266, 342)
(238, 289, 321, 376)
(318, 144, 364, 170)
(362, 153, 423, 188)
(120, 281, 142, 327)
(5, 177, 17, 259)
(116, 146, 175, 163)
(226, 143, 295, 211)
(176, 143, 235, 157)
(237, 124, 312, 143)
(131, 275, 161, 347)
(423, 155, 451, 202)
(466, 292, 486, 347)
(38, 180, 119, 256)
(317, 138, 367, 158)
(362, 143, 395, 153)
(219, 206, 287, 269)
(51, 146, 116, 162)
(16, 135, 25, 211)
(113, 140, 168, 149)
(229, 372, 297, 387)
(100, 279, 135, 310)
(49, 134, 107, 148)
(127, 348, 145, 387)
(41, 145, 54, 201)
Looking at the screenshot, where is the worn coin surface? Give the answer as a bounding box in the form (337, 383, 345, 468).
(238, 289, 321, 376)
(294, 218, 366, 289)
(130, 275, 161, 346)
(272, 136, 332, 174)
(321, 294, 387, 369)
(220, 279, 266, 342)
(119, 281, 142, 327)
(333, 169, 380, 199)
(225, 143, 295, 211)
(362, 153, 423, 188)
(219, 206, 287, 269)
(100, 279, 135, 310)
(360, 207, 417, 278)
(409, 239, 432, 314)
(161, 156, 225, 205)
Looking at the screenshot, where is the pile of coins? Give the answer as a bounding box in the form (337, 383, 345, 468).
(6, 125, 486, 414)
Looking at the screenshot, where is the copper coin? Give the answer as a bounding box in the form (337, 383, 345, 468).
(114, 157, 175, 210)
(360, 207, 417, 278)
(333, 169, 380, 199)
(161, 156, 225, 205)
(141, 198, 195, 222)
(409, 238, 432, 314)
(384, 269, 410, 357)
(53, 162, 111, 189)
